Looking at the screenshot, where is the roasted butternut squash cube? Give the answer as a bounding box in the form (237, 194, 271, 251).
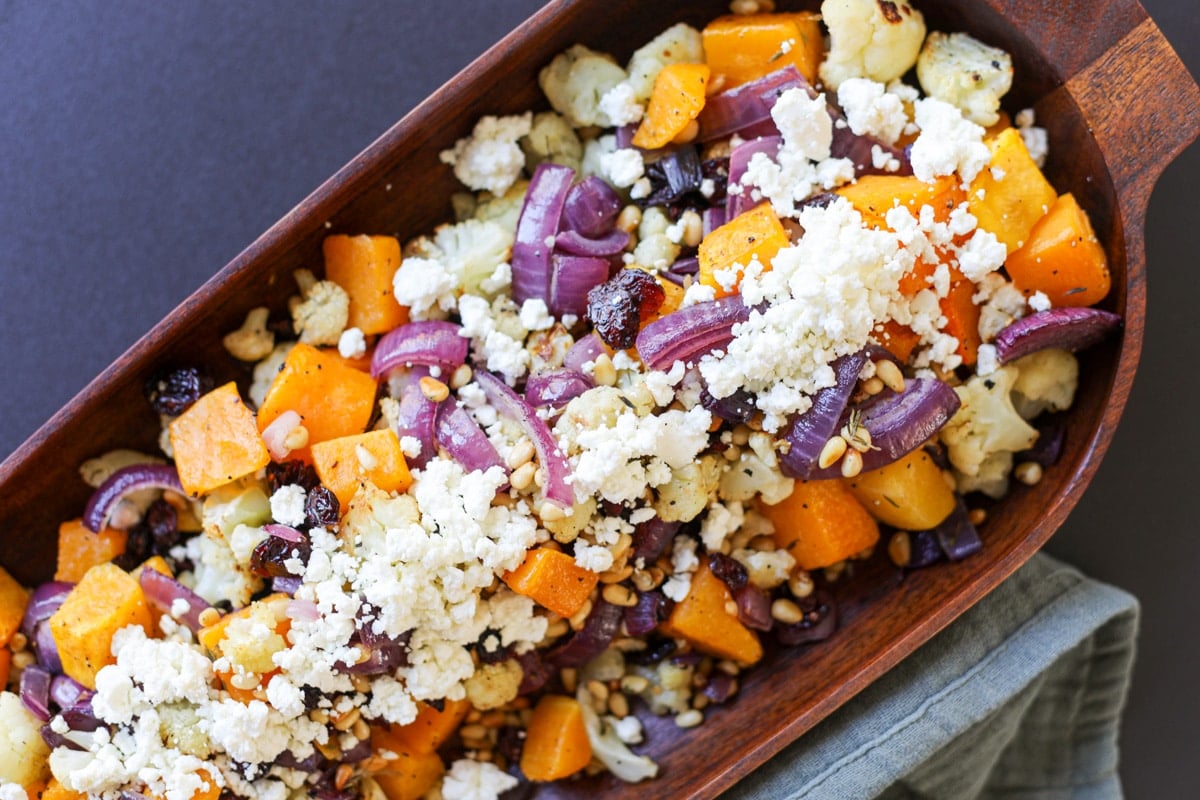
(311, 429, 413, 507)
(968, 127, 1057, 253)
(0, 567, 29, 649)
(520, 695, 592, 782)
(632, 63, 710, 149)
(170, 382, 271, 496)
(1005, 192, 1111, 307)
(323, 234, 408, 335)
(54, 518, 128, 583)
(370, 737, 445, 800)
(698, 202, 789, 296)
(846, 448, 956, 531)
(702, 12, 823, 88)
(380, 697, 471, 755)
(49, 563, 152, 688)
(762, 479, 880, 570)
(502, 547, 599, 618)
(660, 561, 763, 665)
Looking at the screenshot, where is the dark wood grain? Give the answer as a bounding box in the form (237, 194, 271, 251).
(0, 0, 1196, 797)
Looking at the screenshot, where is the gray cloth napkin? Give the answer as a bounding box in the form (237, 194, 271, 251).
(724, 552, 1138, 800)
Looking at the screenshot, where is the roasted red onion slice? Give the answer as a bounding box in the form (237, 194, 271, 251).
(631, 517, 680, 563)
(50, 675, 88, 710)
(727, 136, 782, 220)
(513, 163, 575, 305)
(433, 401, 507, 478)
(734, 585, 772, 632)
(697, 66, 805, 142)
(392, 365, 438, 469)
(473, 368, 574, 508)
(524, 369, 592, 411)
(702, 207, 727, 237)
(635, 295, 752, 371)
(370, 320, 468, 379)
(623, 590, 671, 637)
(1016, 413, 1067, 467)
(83, 464, 183, 532)
(20, 664, 52, 721)
(554, 228, 630, 258)
(994, 307, 1122, 364)
(774, 590, 838, 646)
(562, 176, 622, 237)
(563, 332, 607, 374)
(139, 568, 213, 633)
(21, 581, 74, 638)
(516, 649, 554, 696)
(547, 600, 622, 667)
(779, 350, 870, 479)
(932, 501, 983, 562)
(34, 621, 62, 674)
(808, 378, 962, 478)
(549, 253, 611, 318)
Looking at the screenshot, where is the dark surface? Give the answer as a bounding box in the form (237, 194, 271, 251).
(0, 1, 1196, 795)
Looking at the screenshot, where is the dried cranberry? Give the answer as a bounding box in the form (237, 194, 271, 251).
(124, 525, 152, 562)
(708, 552, 748, 592)
(476, 628, 511, 664)
(496, 725, 526, 766)
(250, 532, 311, 578)
(700, 386, 757, 423)
(266, 460, 320, 493)
(143, 499, 180, 552)
(626, 635, 677, 665)
(304, 486, 340, 528)
(145, 367, 213, 417)
(586, 269, 665, 350)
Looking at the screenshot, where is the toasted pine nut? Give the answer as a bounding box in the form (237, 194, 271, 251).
(602, 583, 638, 607)
(592, 354, 617, 386)
(771, 598, 803, 624)
(788, 571, 814, 599)
(675, 709, 704, 728)
(818, 436, 848, 468)
(862, 376, 885, 395)
(1015, 461, 1043, 485)
(887, 531, 911, 567)
(968, 508, 987, 526)
(509, 462, 537, 492)
(539, 502, 567, 522)
(450, 363, 473, 389)
(875, 359, 905, 393)
(505, 438, 536, 469)
(419, 376, 450, 402)
(841, 449, 863, 478)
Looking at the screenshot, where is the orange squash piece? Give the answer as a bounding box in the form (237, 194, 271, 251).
(49, 563, 152, 689)
(836, 174, 966, 231)
(0, 566, 30, 648)
(702, 12, 823, 88)
(170, 382, 271, 497)
(697, 202, 789, 296)
(323, 234, 408, 335)
(197, 593, 291, 655)
(1005, 192, 1110, 307)
(0, 647, 11, 689)
(761, 479, 880, 571)
(520, 695, 593, 782)
(382, 697, 471, 754)
(632, 63, 710, 149)
(145, 770, 220, 800)
(660, 561, 763, 664)
(846, 447, 957, 531)
(502, 547, 599, 619)
(54, 518, 128, 583)
(371, 726, 446, 800)
(256, 343, 378, 461)
(40, 778, 88, 800)
(875, 319, 922, 364)
(311, 429, 413, 508)
(968, 127, 1058, 253)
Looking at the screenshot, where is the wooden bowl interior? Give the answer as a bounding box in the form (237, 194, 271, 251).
(0, 1, 1161, 798)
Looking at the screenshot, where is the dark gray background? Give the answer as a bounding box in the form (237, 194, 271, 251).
(1, 1, 1196, 795)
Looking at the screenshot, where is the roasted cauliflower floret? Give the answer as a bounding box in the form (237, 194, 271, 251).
(521, 111, 583, 172)
(941, 365, 1037, 489)
(630, 206, 680, 270)
(405, 217, 514, 299)
(439, 112, 532, 196)
(819, 0, 926, 90)
(917, 31, 1013, 126)
(222, 306, 275, 362)
(624, 22, 704, 103)
(539, 45, 628, 128)
(1010, 348, 1079, 419)
(289, 269, 349, 346)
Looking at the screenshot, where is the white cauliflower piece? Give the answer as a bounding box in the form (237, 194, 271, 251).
(290, 271, 349, 346)
(539, 45, 627, 128)
(598, 81, 644, 126)
(439, 112, 532, 196)
(405, 218, 514, 298)
(462, 659, 522, 711)
(471, 179, 529, 235)
(580, 133, 618, 179)
(941, 366, 1038, 480)
(955, 450, 1013, 499)
(631, 206, 680, 270)
(249, 342, 294, 409)
(836, 78, 909, 145)
(391, 256, 459, 320)
(0, 692, 50, 786)
(222, 306, 275, 362)
(625, 23, 704, 103)
(1010, 348, 1079, 419)
(520, 111, 583, 172)
(820, 0, 926, 90)
(577, 689, 659, 783)
(917, 31, 1014, 127)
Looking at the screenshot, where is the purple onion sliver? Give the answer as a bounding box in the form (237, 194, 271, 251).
(516, 649, 554, 696)
(394, 365, 438, 469)
(1017, 414, 1067, 467)
(61, 697, 102, 732)
(635, 295, 752, 371)
(702, 208, 727, 237)
(774, 591, 838, 646)
(34, 621, 63, 674)
(700, 386, 758, 424)
(513, 163, 576, 306)
(994, 307, 1122, 364)
(623, 591, 669, 637)
(473, 369, 574, 508)
(697, 66, 805, 142)
(272, 576, 303, 596)
(339, 638, 409, 675)
(563, 332, 606, 373)
(139, 568, 212, 634)
(21, 581, 74, 638)
(262, 523, 304, 543)
(50, 675, 88, 710)
(562, 176, 623, 238)
(524, 369, 593, 411)
(554, 228, 630, 258)
(434, 401, 508, 478)
(547, 600, 623, 667)
(41, 724, 87, 752)
(20, 664, 52, 721)
(83, 464, 183, 532)
(370, 320, 468, 379)
(702, 672, 737, 704)
(778, 350, 869, 479)
(727, 135, 782, 220)
(631, 517, 680, 563)
(905, 529, 946, 569)
(734, 585, 773, 632)
(669, 255, 700, 276)
(275, 749, 326, 772)
(933, 502, 983, 562)
(549, 253, 611, 318)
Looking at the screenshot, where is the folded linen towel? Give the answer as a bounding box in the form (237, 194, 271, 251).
(725, 552, 1138, 800)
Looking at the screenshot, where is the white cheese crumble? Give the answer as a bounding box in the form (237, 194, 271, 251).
(337, 326, 367, 359)
(837, 78, 909, 145)
(909, 98, 991, 183)
(442, 758, 520, 800)
(439, 113, 533, 196)
(269, 484, 308, 527)
(392, 256, 460, 319)
(598, 81, 644, 126)
(601, 147, 646, 189)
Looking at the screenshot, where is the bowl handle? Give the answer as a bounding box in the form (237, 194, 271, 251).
(1064, 18, 1200, 222)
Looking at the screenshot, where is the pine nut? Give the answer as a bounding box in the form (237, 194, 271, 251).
(539, 502, 567, 522)
(608, 692, 630, 718)
(672, 119, 700, 145)
(543, 619, 569, 640)
(841, 449, 863, 478)
(334, 764, 355, 791)
(771, 598, 803, 624)
(459, 724, 489, 740)
(333, 707, 362, 732)
(599, 564, 634, 585)
(680, 210, 704, 248)
(818, 436, 848, 468)
(230, 672, 260, 691)
(862, 376, 885, 395)
(8, 633, 26, 653)
(602, 583, 638, 607)
(875, 359, 906, 393)
(198, 608, 221, 628)
(419, 376, 450, 402)
(561, 668, 578, 694)
(352, 717, 371, 741)
(616, 205, 642, 234)
(716, 659, 740, 676)
(724, 599, 739, 616)
(282, 424, 309, 451)
(505, 438, 536, 469)
(450, 363, 473, 389)
(509, 462, 536, 492)
(568, 599, 593, 630)
(592, 354, 617, 386)
(968, 508, 987, 526)
(1015, 461, 1043, 485)
(887, 531, 911, 568)
(586, 679, 609, 703)
(621, 675, 650, 694)
(675, 709, 704, 728)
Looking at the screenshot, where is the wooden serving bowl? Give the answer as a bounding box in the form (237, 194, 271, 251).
(1, 1, 1196, 797)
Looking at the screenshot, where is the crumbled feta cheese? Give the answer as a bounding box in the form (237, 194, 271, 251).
(337, 326, 367, 359)
(837, 78, 909, 144)
(598, 81, 644, 126)
(442, 758, 520, 800)
(392, 256, 460, 319)
(269, 484, 308, 527)
(909, 98, 991, 183)
(519, 298, 555, 331)
(440, 113, 533, 195)
(602, 148, 646, 188)
(1029, 290, 1052, 312)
